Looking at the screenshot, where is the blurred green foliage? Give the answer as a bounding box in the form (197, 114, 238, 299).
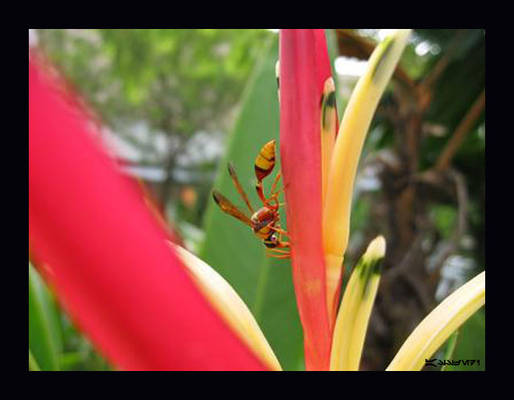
(29, 264, 111, 371)
(37, 29, 271, 137)
(29, 264, 62, 370)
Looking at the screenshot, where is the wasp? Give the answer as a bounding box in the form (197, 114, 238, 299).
(212, 140, 290, 259)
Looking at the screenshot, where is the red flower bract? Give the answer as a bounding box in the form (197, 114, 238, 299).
(279, 29, 333, 370)
(29, 59, 266, 371)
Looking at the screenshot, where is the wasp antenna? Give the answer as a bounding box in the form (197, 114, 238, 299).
(212, 189, 222, 205)
(227, 162, 235, 176)
(226, 162, 255, 213)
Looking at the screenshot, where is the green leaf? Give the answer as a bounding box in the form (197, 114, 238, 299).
(29, 349, 41, 371)
(29, 263, 63, 370)
(441, 329, 459, 371)
(199, 37, 305, 370)
(443, 308, 485, 371)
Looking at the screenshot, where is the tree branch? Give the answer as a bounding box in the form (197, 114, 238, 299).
(335, 29, 416, 91)
(420, 30, 465, 90)
(435, 90, 485, 170)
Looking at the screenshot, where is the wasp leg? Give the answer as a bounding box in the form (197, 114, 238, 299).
(263, 221, 290, 241)
(266, 248, 290, 254)
(270, 187, 285, 199)
(269, 172, 281, 197)
(268, 182, 285, 210)
(267, 254, 290, 259)
(267, 254, 291, 260)
(257, 173, 283, 210)
(264, 220, 290, 244)
(269, 225, 289, 237)
(267, 193, 282, 210)
(266, 249, 291, 258)
(256, 179, 268, 206)
(257, 182, 282, 210)
(270, 176, 290, 201)
(266, 248, 291, 258)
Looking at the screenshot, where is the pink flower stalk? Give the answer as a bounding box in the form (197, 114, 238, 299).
(279, 29, 337, 370)
(29, 59, 267, 371)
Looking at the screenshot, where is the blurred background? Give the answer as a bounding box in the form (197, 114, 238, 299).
(29, 29, 485, 371)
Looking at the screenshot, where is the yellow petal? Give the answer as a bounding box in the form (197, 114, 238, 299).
(170, 243, 282, 371)
(323, 30, 411, 318)
(386, 271, 485, 371)
(330, 236, 385, 371)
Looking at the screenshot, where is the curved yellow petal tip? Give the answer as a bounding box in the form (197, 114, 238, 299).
(169, 242, 282, 371)
(386, 271, 485, 371)
(324, 76, 335, 93)
(323, 30, 410, 323)
(330, 236, 385, 371)
(364, 235, 386, 262)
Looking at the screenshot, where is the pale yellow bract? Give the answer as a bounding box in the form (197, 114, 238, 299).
(171, 243, 282, 371)
(330, 236, 385, 371)
(322, 29, 412, 318)
(386, 271, 485, 371)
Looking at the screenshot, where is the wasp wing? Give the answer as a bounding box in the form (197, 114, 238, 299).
(212, 189, 253, 227)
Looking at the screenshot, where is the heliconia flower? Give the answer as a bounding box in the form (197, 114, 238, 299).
(29, 29, 485, 372)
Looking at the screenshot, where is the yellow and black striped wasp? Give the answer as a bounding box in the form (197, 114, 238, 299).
(212, 140, 290, 259)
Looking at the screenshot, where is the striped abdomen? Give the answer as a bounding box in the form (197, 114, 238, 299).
(254, 139, 276, 181)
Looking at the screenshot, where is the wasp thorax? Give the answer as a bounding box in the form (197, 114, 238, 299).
(251, 207, 275, 232)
